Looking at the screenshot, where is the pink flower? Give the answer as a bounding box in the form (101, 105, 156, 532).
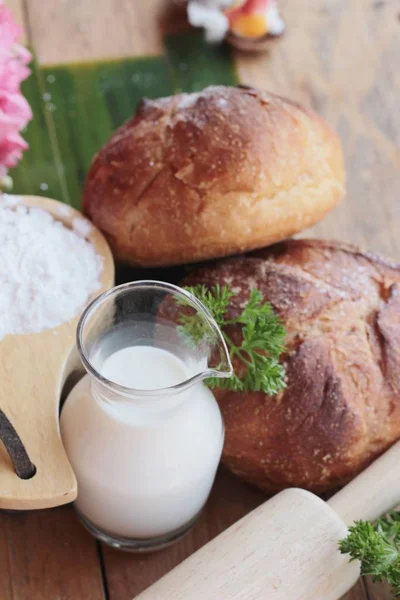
(0, 3, 32, 179)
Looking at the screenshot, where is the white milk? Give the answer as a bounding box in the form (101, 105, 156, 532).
(100, 346, 188, 389)
(60, 345, 224, 540)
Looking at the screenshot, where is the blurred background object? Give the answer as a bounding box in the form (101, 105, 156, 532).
(187, 0, 285, 50)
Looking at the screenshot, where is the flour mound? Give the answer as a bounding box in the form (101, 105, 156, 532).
(0, 204, 103, 340)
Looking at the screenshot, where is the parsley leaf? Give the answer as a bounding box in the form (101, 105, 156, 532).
(180, 284, 286, 396)
(340, 513, 400, 596)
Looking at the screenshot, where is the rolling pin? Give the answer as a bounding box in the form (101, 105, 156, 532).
(136, 440, 400, 600)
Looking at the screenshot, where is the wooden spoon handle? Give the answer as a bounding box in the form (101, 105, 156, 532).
(328, 440, 400, 525)
(0, 409, 36, 479)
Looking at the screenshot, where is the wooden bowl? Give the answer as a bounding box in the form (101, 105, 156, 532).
(0, 195, 114, 510)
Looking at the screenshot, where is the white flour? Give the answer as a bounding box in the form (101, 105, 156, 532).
(0, 204, 103, 341)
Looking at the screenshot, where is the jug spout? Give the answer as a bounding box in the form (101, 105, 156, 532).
(174, 285, 233, 386)
(77, 280, 233, 398)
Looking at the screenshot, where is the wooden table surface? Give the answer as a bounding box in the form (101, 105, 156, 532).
(3, 0, 399, 598)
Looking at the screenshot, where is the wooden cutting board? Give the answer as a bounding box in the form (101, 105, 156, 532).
(0, 195, 114, 510)
(1, 0, 399, 599)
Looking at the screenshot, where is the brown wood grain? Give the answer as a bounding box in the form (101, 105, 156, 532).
(0, 506, 105, 600)
(341, 580, 370, 600)
(236, 0, 400, 260)
(366, 579, 395, 600)
(2, 0, 399, 598)
(23, 0, 166, 65)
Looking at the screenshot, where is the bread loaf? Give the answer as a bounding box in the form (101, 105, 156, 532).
(83, 86, 345, 267)
(182, 239, 400, 493)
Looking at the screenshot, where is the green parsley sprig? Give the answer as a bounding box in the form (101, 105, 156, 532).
(339, 512, 400, 596)
(179, 284, 287, 396)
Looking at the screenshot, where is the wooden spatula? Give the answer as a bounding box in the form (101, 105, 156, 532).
(0, 195, 114, 510)
(136, 440, 400, 600)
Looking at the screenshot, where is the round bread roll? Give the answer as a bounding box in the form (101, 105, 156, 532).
(182, 239, 400, 493)
(83, 86, 345, 267)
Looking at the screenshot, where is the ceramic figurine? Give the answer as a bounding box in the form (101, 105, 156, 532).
(187, 0, 285, 51)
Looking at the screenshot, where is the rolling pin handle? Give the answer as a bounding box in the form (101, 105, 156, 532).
(0, 409, 36, 479)
(328, 440, 400, 526)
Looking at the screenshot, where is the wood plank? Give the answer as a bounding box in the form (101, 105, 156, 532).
(24, 0, 167, 65)
(97, 2, 397, 596)
(366, 578, 395, 600)
(235, 0, 400, 260)
(0, 506, 106, 600)
(341, 579, 369, 600)
(6, 1, 399, 600)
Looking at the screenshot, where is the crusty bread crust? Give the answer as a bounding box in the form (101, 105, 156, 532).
(183, 239, 400, 493)
(83, 86, 345, 267)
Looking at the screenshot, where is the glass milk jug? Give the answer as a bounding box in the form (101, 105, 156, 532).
(60, 281, 232, 551)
